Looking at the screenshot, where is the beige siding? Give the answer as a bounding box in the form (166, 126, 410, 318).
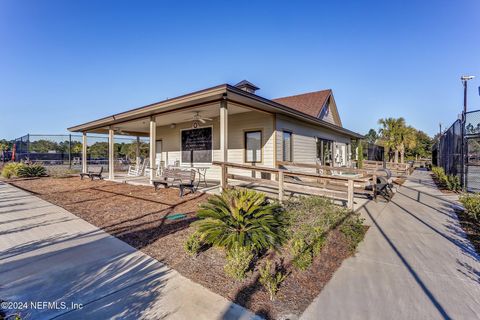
(155, 108, 275, 180)
(276, 114, 351, 165)
(319, 101, 336, 124)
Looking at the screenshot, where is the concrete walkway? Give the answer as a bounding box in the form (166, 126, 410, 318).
(0, 182, 258, 320)
(301, 169, 480, 319)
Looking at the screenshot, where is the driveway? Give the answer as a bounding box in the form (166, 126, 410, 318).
(301, 169, 480, 319)
(0, 181, 258, 320)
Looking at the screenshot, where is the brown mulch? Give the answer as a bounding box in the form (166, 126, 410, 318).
(456, 209, 480, 254)
(8, 177, 363, 319)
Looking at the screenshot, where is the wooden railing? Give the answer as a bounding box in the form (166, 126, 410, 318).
(362, 160, 412, 176)
(213, 161, 375, 210)
(276, 161, 375, 175)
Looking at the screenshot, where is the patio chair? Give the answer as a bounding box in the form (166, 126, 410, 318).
(151, 168, 196, 197)
(128, 158, 148, 176)
(80, 166, 103, 181)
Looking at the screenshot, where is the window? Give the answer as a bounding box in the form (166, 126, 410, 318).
(181, 127, 212, 164)
(282, 131, 292, 162)
(245, 130, 262, 163)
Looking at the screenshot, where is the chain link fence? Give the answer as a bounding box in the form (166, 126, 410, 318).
(12, 134, 149, 173)
(434, 109, 480, 192)
(465, 110, 480, 191)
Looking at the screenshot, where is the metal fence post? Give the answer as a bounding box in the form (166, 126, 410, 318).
(26, 134, 30, 162)
(69, 134, 72, 168)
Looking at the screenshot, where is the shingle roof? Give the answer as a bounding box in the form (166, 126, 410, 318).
(272, 89, 332, 118)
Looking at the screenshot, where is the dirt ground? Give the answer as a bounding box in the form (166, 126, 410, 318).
(8, 177, 359, 319)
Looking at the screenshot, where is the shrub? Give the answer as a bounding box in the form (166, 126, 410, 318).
(224, 244, 254, 280)
(431, 167, 460, 191)
(446, 175, 461, 192)
(312, 235, 327, 256)
(284, 196, 347, 270)
(184, 232, 203, 256)
(459, 193, 480, 221)
(17, 164, 47, 177)
(258, 259, 287, 301)
(290, 237, 312, 270)
(340, 215, 366, 252)
(1, 162, 25, 178)
(194, 188, 288, 251)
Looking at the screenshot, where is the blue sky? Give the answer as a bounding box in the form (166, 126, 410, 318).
(1, 0, 479, 139)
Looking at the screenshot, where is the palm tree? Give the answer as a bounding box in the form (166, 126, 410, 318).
(398, 126, 417, 163)
(378, 117, 405, 163)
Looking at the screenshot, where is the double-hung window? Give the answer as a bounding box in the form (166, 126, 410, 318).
(282, 131, 292, 162)
(245, 130, 262, 163)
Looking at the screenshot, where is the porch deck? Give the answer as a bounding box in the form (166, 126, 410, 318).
(108, 173, 371, 211)
(109, 173, 221, 193)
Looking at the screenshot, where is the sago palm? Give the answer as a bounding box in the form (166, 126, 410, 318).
(194, 188, 287, 251)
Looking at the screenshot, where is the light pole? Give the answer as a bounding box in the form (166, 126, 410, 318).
(461, 75, 475, 191)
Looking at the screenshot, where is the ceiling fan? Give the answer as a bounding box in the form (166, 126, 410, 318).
(192, 111, 212, 124)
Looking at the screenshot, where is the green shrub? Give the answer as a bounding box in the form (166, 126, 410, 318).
(431, 166, 460, 191)
(446, 175, 461, 192)
(290, 237, 313, 270)
(258, 259, 287, 301)
(17, 164, 47, 177)
(340, 215, 366, 252)
(1, 162, 25, 178)
(284, 196, 347, 270)
(224, 244, 254, 280)
(184, 232, 203, 256)
(194, 188, 288, 251)
(357, 143, 364, 169)
(459, 193, 480, 221)
(312, 235, 327, 256)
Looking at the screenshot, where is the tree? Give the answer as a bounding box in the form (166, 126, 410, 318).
(408, 130, 432, 160)
(378, 117, 405, 163)
(398, 126, 417, 163)
(0, 139, 12, 162)
(364, 129, 378, 144)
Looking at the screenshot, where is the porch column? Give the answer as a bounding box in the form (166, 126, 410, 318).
(135, 136, 140, 164)
(82, 132, 87, 173)
(220, 99, 228, 189)
(108, 127, 114, 180)
(149, 116, 157, 182)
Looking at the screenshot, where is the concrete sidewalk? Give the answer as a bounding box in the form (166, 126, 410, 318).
(0, 182, 258, 320)
(301, 169, 480, 319)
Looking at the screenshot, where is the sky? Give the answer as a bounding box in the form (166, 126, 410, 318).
(1, 0, 479, 140)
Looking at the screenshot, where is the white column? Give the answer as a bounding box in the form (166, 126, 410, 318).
(149, 116, 157, 182)
(136, 136, 140, 164)
(108, 127, 114, 180)
(220, 99, 228, 190)
(220, 99, 228, 162)
(82, 132, 87, 173)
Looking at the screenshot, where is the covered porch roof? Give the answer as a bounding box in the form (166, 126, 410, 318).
(67, 84, 364, 139)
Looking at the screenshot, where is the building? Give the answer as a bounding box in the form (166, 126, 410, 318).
(68, 80, 363, 184)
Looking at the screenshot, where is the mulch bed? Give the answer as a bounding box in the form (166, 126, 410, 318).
(8, 177, 363, 319)
(455, 209, 480, 254)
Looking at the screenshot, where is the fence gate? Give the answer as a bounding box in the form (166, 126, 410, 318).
(465, 110, 480, 192)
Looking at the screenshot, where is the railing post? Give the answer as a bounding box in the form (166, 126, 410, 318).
(347, 179, 354, 210)
(220, 163, 228, 190)
(278, 170, 284, 203)
(372, 173, 377, 201)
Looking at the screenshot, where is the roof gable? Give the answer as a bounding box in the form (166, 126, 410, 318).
(272, 89, 342, 126)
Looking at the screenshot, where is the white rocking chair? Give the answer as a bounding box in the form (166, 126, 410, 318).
(128, 158, 148, 177)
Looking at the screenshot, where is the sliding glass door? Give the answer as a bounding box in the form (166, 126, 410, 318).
(316, 138, 333, 166)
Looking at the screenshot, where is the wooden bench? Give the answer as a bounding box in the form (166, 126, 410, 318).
(80, 166, 103, 181)
(151, 168, 196, 197)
